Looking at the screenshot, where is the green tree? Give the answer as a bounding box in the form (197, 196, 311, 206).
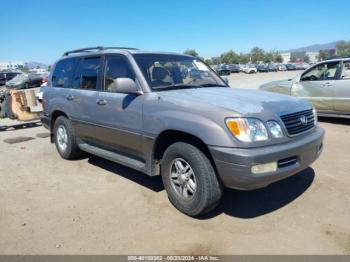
(336, 40, 350, 57)
(184, 49, 199, 57)
(263, 52, 274, 63)
(250, 47, 265, 63)
(220, 50, 240, 64)
(238, 53, 250, 64)
(47, 65, 51, 72)
(211, 57, 221, 65)
(303, 55, 310, 63)
(318, 50, 329, 61)
(290, 55, 297, 63)
(184, 49, 204, 60)
(275, 54, 283, 63)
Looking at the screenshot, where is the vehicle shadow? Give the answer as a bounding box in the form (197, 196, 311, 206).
(87, 154, 314, 219)
(200, 167, 315, 219)
(318, 116, 350, 125)
(0, 120, 42, 131)
(87, 155, 164, 192)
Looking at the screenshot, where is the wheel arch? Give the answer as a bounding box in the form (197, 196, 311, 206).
(49, 110, 69, 142)
(152, 129, 218, 176)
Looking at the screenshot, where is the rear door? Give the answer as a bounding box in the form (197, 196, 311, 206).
(291, 61, 340, 111)
(92, 54, 144, 160)
(69, 56, 103, 143)
(333, 60, 350, 113)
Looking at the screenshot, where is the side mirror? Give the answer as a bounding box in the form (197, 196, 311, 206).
(114, 78, 143, 95)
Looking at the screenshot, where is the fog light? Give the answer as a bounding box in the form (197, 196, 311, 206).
(251, 162, 277, 174)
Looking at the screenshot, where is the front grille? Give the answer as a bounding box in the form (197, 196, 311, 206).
(280, 109, 315, 136)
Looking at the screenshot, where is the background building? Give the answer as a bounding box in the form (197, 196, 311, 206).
(0, 61, 25, 71)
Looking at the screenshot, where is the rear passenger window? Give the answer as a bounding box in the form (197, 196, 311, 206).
(74, 57, 101, 90)
(52, 58, 78, 88)
(341, 61, 350, 80)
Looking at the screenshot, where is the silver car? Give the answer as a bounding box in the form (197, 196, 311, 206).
(260, 58, 350, 118)
(42, 47, 324, 216)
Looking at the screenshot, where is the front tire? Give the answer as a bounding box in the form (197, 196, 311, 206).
(161, 142, 223, 216)
(53, 116, 81, 159)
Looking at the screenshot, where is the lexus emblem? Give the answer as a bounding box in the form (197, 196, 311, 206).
(300, 115, 308, 126)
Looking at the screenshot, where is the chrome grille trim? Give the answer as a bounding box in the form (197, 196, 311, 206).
(280, 109, 315, 136)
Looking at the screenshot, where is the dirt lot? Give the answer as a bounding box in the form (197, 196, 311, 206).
(0, 72, 350, 254)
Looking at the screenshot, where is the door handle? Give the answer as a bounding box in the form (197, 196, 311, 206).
(322, 82, 332, 87)
(66, 95, 74, 101)
(96, 99, 107, 106)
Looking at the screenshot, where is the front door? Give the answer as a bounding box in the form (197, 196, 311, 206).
(291, 61, 340, 111)
(93, 54, 144, 161)
(333, 60, 350, 113)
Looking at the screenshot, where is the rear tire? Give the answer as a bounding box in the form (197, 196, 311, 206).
(53, 116, 81, 159)
(161, 142, 223, 216)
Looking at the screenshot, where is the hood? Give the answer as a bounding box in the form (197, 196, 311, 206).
(158, 87, 311, 119)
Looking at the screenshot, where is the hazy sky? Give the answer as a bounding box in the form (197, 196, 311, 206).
(1, 0, 349, 64)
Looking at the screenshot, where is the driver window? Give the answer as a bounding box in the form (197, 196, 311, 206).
(301, 62, 339, 81)
(104, 55, 135, 92)
(341, 61, 350, 80)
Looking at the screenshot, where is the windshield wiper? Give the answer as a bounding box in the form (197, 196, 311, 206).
(199, 83, 227, 87)
(153, 84, 201, 91)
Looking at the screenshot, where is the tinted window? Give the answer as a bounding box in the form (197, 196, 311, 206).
(301, 62, 340, 81)
(104, 55, 135, 92)
(74, 57, 101, 90)
(52, 58, 78, 88)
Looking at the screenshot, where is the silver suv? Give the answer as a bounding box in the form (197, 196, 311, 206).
(42, 47, 324, 216)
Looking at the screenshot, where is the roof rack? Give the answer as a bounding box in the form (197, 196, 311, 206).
(62, 46, 138, 56)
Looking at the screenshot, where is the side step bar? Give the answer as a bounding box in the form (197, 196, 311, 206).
(78, 142, 147, 174)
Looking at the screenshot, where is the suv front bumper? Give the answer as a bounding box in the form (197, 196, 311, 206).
(209, 127, 325, 190)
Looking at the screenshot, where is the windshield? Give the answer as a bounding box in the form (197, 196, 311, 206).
(133, 54, 227, 91)
(10, 74, 28, 82)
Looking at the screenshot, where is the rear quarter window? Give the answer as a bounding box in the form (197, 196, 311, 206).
(52, 58, 78, 88)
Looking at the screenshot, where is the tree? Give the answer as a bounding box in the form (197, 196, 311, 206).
(318, 50, 329, 61)
(336, 40, 350, 57)
(250, 47, 265, 63)
(238, 53, 250, 64)
(275, 54, 283, 63)
(290, 55, 297, 63)
(47, 65, 51, 72)
(184, 49, 203, 60)
(220, 50, 240, 64)
(263, 52, 274, 63)
(303, 55, 310, 63)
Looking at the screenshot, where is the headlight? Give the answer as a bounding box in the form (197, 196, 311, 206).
(225, 118, 268, 142)
(267, 121, 284, 138)
(312, 107, 318, 126)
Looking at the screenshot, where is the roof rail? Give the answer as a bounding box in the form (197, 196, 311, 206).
(62, 46, 138, 56)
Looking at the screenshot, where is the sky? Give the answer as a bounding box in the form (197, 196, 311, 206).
(1, 0, 349, 64)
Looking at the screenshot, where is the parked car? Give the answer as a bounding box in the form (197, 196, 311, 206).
(42, 46, 324, 216)
(6, 73, 44, 89)
(268, 64, 278, 72)
(228, 64, 240, 73)
(257, 64, 269, 72)
(0, 72, 20, 86)
(285, 64, 296, 71)
(260, 58, 350, 118)
(242, 64, 257, 74)
(294, 63, 305, 70)
(277, 64, 287, 71)
(216, 64, 230, 75)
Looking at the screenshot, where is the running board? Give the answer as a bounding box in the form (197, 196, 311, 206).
(78, 142, 147, 173)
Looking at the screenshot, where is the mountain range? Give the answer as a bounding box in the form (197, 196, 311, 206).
(285, 40, 349, 53)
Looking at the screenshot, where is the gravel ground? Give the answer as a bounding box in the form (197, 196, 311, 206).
(0, 72, 349, 254)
